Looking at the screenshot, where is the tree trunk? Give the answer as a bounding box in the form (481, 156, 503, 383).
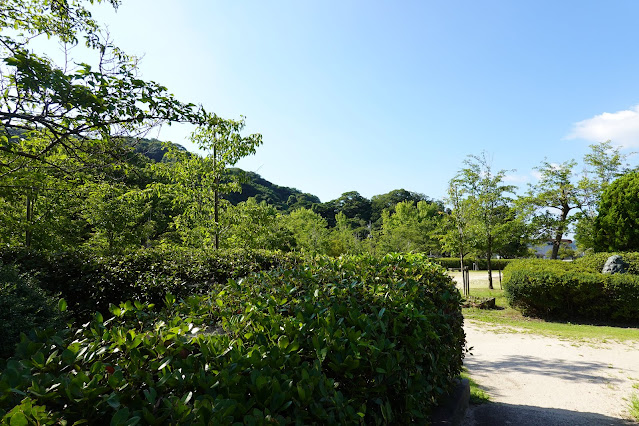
(214, 144, 219, 250)
(487, 234, 493, 289)
(550, 205, 569, 260)
(487, 253, 493, 289)
(25, 194, 33, 248)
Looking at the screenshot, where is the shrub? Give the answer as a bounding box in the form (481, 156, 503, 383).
(575, 251, 639, 274)
(0, 264, 66, 359)
(0, 247, 303, 321)
(0, 253, 465, 424)
(503, 259, 639, 322)
(431, 257, 514, 270)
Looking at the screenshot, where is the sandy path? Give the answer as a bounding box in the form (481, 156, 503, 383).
(462, 321, 639, 425)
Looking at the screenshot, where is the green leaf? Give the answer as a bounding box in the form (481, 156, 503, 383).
(9, 412, 28, 426)
(106, 393, 120, 409)
(110, 408, 130, 426)
(157, 356, 173, 370)
(277, 335, 289, 350)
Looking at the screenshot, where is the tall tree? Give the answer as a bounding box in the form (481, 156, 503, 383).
(280, 208, 330, 255)
(370, 189, 430, 225)
(377, 200, 444, 255)
(189, 115, 262, 249)
(455, 153, 516, 289)
(327, 211, 365, 256)
(575, 141, 632, 250)
(0, 0, 209, 250)
(441, 178, 474, 273)
(222, 198, 294, 251)
(523, 159, 580, 260)
(0, 0, 206, 178)
(154, 115, 262, 249)
(593, 171, 639, 252)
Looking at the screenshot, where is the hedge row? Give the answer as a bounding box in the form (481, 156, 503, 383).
(0, 247, 303, 321)
(431, 257, 514, 270)
(0, 253, 465, 425)
(503, 259, 639, 323)
(574, 252, 639, 274)
(0, 264, 66, 359)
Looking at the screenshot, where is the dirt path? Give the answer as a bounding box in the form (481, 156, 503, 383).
(462, 321, 639, 425)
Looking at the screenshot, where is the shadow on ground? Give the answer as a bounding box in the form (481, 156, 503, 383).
(465, 402, 636, 426)
(465, 355, 624, 385)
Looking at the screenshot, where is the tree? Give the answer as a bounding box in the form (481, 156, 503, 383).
(454, 153, 517, 289)
(222, 198, 294, 251)
(286, 193, 321, 211)
(523, 160, 580, 260)
(0, 0, 212, 251)
(1, 1, 206, 177)
(377, 200, 444, 255)
(312, 191, 372, 230)
(280, 208, 330, 255)
(189, 116, 262, 249)
(440, 178, 474, 275)
(81, 181, 152, 254)
(154, 115, 262, 249)
(370, 189, 430, 225)
(332, 191, 372, 226)
(327, 211, 365, 256)
(593, 171, 639, 252)
(575, 141, 632, 250)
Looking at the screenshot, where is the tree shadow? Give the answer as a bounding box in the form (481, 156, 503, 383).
(464, 354, 624, 385)
(466, 402, 636, 426)
(518, 314, 639, 330)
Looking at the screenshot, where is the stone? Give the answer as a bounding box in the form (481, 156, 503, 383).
(601, 255, 628, 274)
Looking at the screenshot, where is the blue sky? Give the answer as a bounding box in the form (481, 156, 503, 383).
(83, 1, 639, 202)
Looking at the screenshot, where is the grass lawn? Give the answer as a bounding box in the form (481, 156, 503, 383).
(449, 270, 639, 343)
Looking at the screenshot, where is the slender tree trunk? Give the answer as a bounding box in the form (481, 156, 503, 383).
(487, 254, 493, 289)
(487, 234, 493, 289)
(25, 194, 33, 248)
(459, 231, 469, 296)
(214, 144, 219, 250)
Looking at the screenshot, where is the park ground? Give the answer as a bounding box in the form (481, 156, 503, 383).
(450, 270, 639, 425)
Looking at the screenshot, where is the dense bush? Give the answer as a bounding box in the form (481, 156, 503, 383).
(0, 247, 302, 321)
(0, 253, 465, 425)
(575, 252, 639, 274)
(0, 264, 66, 359)
(593, 171, 639, 252)
(431, 257, 514, 270)
(503, 259, 639, 323)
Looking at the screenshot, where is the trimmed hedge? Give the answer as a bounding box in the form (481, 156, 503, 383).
(431, 257, 514, 270)
(0, 247, 303, 321)
(0, 253, 464, 424)
(503, 259, 639, 323)
(575, 252, 639, 275)
(0, 264, 66, 359)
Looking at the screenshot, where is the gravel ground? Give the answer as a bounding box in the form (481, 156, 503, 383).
(462, 321, 639, 425)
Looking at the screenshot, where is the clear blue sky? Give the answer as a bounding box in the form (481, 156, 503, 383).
(86, 1, 639, 202)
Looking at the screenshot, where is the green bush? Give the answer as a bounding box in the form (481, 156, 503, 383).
(0, 253, 465, 424)
(503, 259, 639, 322)
(0, 264, 66, 359)
(0, 247, 302, 321)
(575, 251, 639, 274)
(431, 257, 514, 270)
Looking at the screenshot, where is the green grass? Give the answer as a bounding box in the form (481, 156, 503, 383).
(449, 271, 639, 343)
(460, 368, 490, 405)
(629, 393, 639, 422)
